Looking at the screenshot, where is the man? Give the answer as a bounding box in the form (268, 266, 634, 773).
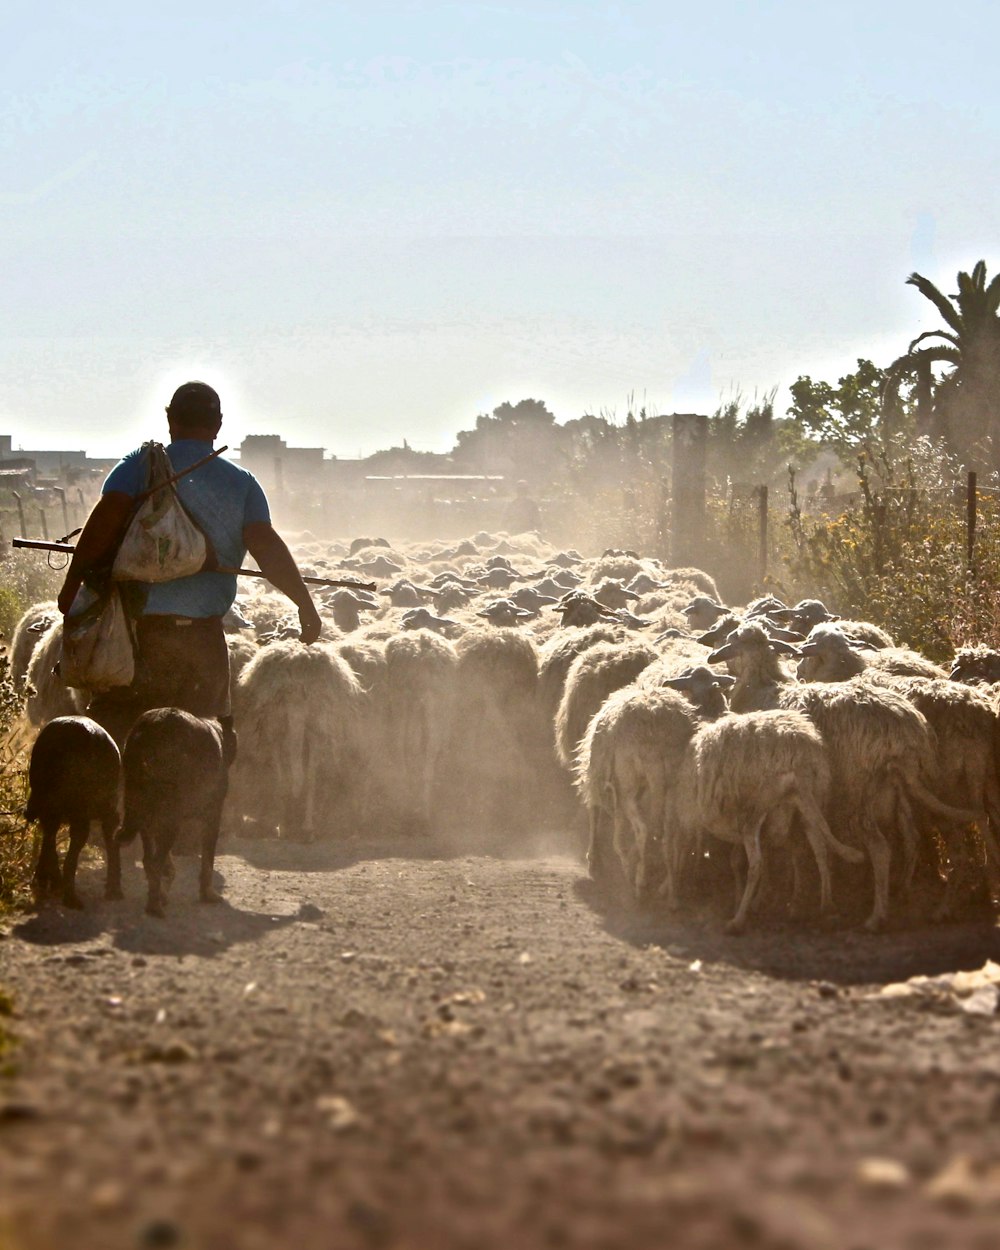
(57, 380, 322, 747)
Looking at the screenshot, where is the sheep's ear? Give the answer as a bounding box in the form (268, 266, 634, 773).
(769, 638, 801, 657)
(796, 640, 819, 656)
(706, 643, 734, 663)
(661, 674, 694, 690)
(713, 673, 736, 688)
(847, 637, 871, 650)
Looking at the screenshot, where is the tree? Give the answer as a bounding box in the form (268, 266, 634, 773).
(788, 359, 900, 460)
(452, 398, 566, 482)
(884, 261, 1000, 468)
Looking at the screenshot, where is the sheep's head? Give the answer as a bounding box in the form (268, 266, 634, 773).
(660, 665, 735, 719)
(795, 623, 869, 682)
(949, 645, 1000, 686)
(707, 621, 800, 677)
(593, 578, 640, 609)
(681, 595, 728, 632)
(551, 592, 620, 629)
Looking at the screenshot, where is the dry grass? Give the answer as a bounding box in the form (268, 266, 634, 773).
(0, 719, 33, 915)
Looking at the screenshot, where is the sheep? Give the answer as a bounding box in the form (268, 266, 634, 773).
(773, 599, 895, 648)
(667, 710, 864, 932)
(551, 591, 621, 629)
(555, 639, 659, 769)
(441, 628, 544, 838)
(118, 709, 227, 917)
(681, 596, 730, 632)
(11, 601, 58, 694)
(861, 671, 1000, 918)
(382, 630, 458, 835)
(707, 621, 800, 713)
(324, 588, 378, 632)
(476, 598, 535, 627)
(576, 685, 699, 901)
(777, 681, 978, 930)
(537, 624, 626, 726)
(949, 645, 1000, 687)
(657, 666, 735, 720)
(593, 579, 641, 610)
(400, 607, 461, 636)
(230, 640, 363, 839)
(25, 621, 87, 727)
(26, 716, 122, 908)
(796, 624, 946, 682)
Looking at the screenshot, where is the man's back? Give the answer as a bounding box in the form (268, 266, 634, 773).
(103, 439, 270, 618)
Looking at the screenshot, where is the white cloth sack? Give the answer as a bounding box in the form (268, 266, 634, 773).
(60, 586, 135, 691)
(112, 442, 208, 583)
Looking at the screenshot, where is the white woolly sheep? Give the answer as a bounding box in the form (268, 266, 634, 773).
(861, 671, 1000, 918)
(382, 630, 458, 835)
(441, 627, 544, 838)
(555, 639, 659, 769)
(667, 709, 864, 932)
(230, 640, 363, 839)
(25, 621, 87, 727)
(576, 685, 699, 901)
(707, 621, 800, 713)
(11, 601, 58, 694)
(778, 681, 977, 930)
(537, 624, 626, 724)
(796, 624, 946, 683)
(949, 645, 1000, 687)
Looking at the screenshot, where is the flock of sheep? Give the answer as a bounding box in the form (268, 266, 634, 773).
(14, 527, 1000, 932)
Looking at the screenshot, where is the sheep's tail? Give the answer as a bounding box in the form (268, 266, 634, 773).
(792, 783, 865, 864)
(891, 763, 980, 826)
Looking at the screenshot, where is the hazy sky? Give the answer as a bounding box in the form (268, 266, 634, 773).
(4, 1, 999, 459)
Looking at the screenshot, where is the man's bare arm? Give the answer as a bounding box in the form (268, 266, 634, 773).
(243, 522, 322, 644)
(57, 492, 135, 614)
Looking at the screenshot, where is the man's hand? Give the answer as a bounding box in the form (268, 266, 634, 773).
(244, 521, 325, 644)
(298, 599, 323, 645)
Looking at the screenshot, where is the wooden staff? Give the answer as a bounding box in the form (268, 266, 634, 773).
(11, 540, 376, 591)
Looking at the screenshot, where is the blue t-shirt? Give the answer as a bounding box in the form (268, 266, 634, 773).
(103, 440, 270, 618)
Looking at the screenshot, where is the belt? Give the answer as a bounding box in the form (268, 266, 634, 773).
(141, 615, 223, 628)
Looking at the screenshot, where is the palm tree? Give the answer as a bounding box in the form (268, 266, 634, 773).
(884, 261, 1000, 467)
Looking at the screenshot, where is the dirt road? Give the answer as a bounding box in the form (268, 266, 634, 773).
(2, 838, 1000, 1250)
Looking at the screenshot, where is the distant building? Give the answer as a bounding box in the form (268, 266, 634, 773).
(238, 435, 326, 493)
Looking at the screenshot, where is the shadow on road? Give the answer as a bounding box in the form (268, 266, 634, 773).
(574, 876, 1000, 987)
(10, 857, 325, 958)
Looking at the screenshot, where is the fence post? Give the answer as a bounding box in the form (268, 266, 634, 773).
(38, 508, 49, 541)
(12, 491, 26, 540)
(757, 485, 768, 583)
(967, 471, 977, 573)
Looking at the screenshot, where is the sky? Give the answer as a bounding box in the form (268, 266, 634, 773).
(3, 1, 999, 459)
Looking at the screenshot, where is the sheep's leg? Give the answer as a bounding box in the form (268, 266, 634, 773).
(586, 802, 613, 883)
(728, 816, 766, 934)
(142, 829, 172, 918)
(102, 815, 123, 901)
(620, 788, 652, 900)
(892, 781, 921, 896)
(61, 818, 90, 909)
(795, 801, 835, 915)
(199, 788, 225, 905)
(861, 816, 892, 932)
(729, 843, 746, 914)
(33, 818, 62, 897)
